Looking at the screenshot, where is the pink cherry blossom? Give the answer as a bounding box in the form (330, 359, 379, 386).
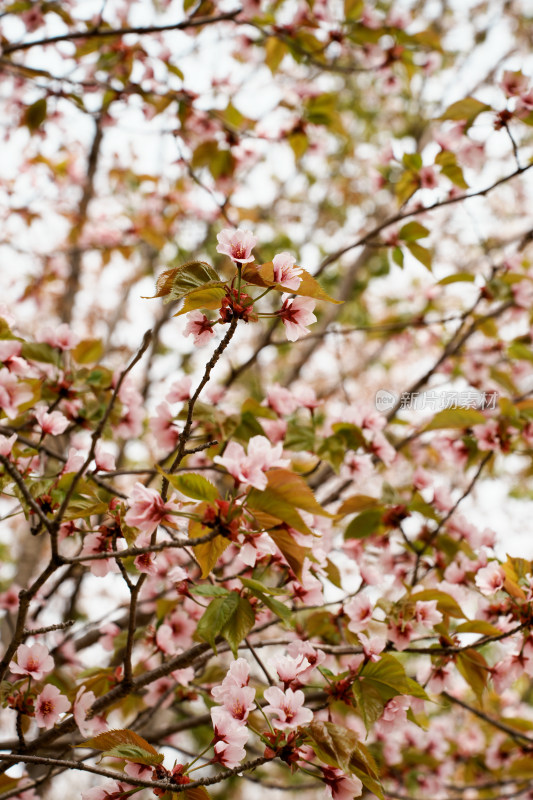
(286, 641, 326, 682)
(266, 384, 299, 416)
(0, 583, 21, 612)
(34, 407, 69, 436)
(81, 780, 133, 800)
(0, 341, 21, 362)
(263, 686, 313, 728)
(0, 432, 16, 457)
(34, 684, 70, 729)
(387, 620, 414, 651)
(358, 632, 387, 661)
(79, 532, 120, 577)
(124, 482, 181, 535)
(39, 323, 80, 350)
(322, 766, 363, 800)
(134, 533, 158, 575)
(63, 447, 86, 473)
(94, 441, 116, 472)
(149, 402, 180, 450)
(280, 296, 317, 342)
(166, 376, 192, 403)
(184, 310, 215, 346)
(414, 600, 443, 629)
(0, 370, 34, 419)
(270, 653, 310, 688)
(272, 252, 303, 290)
(11, 643, 54, 681)
(216, 228, 257, 263)
(501, 69, 529, 97)
(345, 594, 374, 634)
(473, 419, 501, 451)
(211, 706, 249, 768)
(211, 657, 250, 701)
(475, 562, 505, 595)
(73, 686, 106, 738)
(213, 435, 289, 490)
(221, 684, 256, 721)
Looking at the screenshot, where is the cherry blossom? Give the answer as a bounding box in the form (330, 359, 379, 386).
(211, 706, 249, 768)
(322, 767, 363, 800)
(11, 643, 54, 681)
(279, 296, 317, 341)
(263, 686, 313, 728)
(0, 432, 16, 456)
(475, 562, 506, 595)
(94, 441, 116, 472)
(344, 594, 374, 634)
(216, 228, 257, 263)
(124, 482, 181, 535)
(34, 406, 70, 436)
(220, 684, 256, 721)
(166, 376, 192, 403)
(213, 435, 289, 490)
(184, 310, 215, 346)
(272, 252, 303, 290)
(34, 684, 70, 729)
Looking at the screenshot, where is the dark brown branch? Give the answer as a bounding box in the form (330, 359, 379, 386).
(1, 10, 242, 55)
(161, 318, 238, 501)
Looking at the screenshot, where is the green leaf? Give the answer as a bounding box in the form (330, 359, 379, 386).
(189, 585, 231, 597)
(21, 341, 61, 365)
(260, 468, 333, 517)
(344, 509, 383, 539)
(411, 589, 466, 618)
(184, 787, 212, 800)
(353, 679, 386, 730)
(306, 720, 361, 773)
(406, 241, 432, 270)
(399, 221, 429, 241)
(325, 558, 343, 589)
(402, 153, 423, 170)
(338, 495, 380, 516)
(24, 98, 47, 131)
(161, 470, 219, 503)
(435, 150, 469, 189)
(79, 729, 162, 765)
(455, 620, 502, 635)
(438, 97, 491, 123)
(242, 262, 341, 304)
(247, 468, 332, 538)
(195, 593, 240, 652)
(184, 788, 212, 800)
(392, 246, 404, 268)
(241, 577, 293, 624)
(306, 721, 383, 798)
(265, 37, 288, 73)
(221, 595, 256, 657)
(189, 515, 231, 578)
(344, 0, 364, 19)
(395, 170, 420, 205)
(509, 341, 533, 363)
(239, 577, 287, 596)
(71, 338, 104, 364)
(173, 285, 226, 316)
(145, 261, 220, 303)
(103, 744, 164, 765)
(438, 273, 475, 285)
(268, 528, 310, 582)
(456, 649, 489, 699)
(425, 407, 486, 431)
(284, 418, 316, 452)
